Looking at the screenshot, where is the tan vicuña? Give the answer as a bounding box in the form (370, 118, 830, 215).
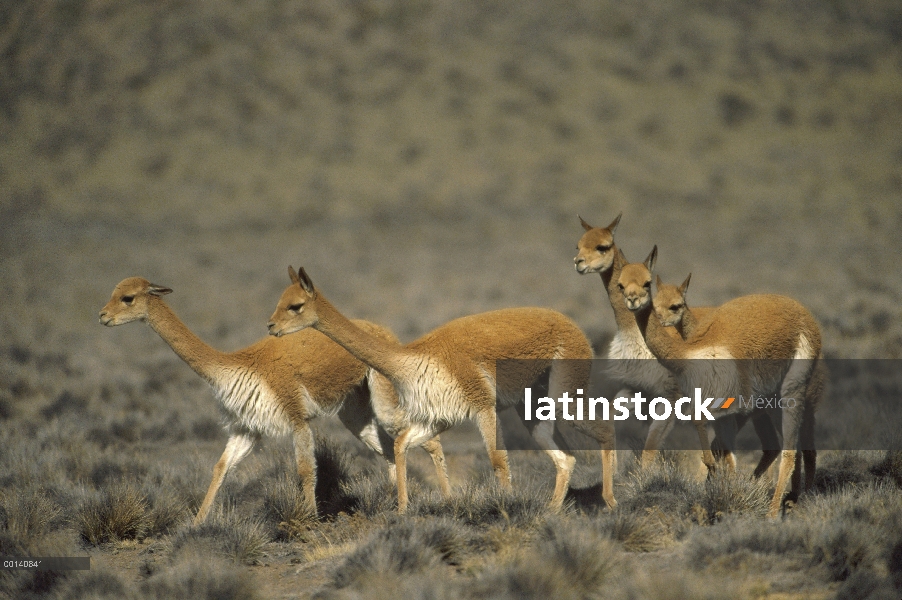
(268, 266, 617, 513)
(99, 276, 450, 524)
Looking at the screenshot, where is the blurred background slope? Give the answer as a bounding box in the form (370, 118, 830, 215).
(1, 0, 901, 368)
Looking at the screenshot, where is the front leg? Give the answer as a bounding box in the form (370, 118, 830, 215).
(293, 423, 318, 516)
(194, 433, 257, 525)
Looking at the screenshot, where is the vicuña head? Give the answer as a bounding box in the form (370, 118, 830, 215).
(99, 277, 173, 326)
(617, 245, 657, 312)
(654, 273, 691, 329)
(574, 213, 621, 274)
(268, 266, 318, 336)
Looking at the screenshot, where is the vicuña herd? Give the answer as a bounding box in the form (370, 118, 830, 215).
(99, 213, 824, 521)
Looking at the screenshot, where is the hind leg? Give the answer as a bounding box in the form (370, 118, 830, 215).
(475, 409, 512, 490)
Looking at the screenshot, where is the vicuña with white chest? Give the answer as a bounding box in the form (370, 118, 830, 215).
(99, 277, 450, 524)
(267, 266, 617, 513)
(618, 247, 823, 517)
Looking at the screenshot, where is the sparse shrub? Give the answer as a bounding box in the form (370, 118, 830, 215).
(330, 518, 464, 590)
(0, 487, 63, 537)
(169, 511, 270, 565)
(597, 506, 682, 552)
(815, 451, 877, 492)
(413, 476, 546, 527)
(75, 483, 151, 545)
(342, 472, 397, 518)
(53, 569, 131, 600)
(620, 457, 697, 515)
(143, 485, 189, 537)
(697, 469, 770, 522)
(471, 519, 623, 600)
(140, 555, 260, 600)
(685, 515, 809, 567)
(263, 474, 317, 540)
(0, 530, 82, 599)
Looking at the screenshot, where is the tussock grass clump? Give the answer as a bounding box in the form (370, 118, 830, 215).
(75, 483, 151, 545)
(804, 483, 902, 583)
(263, 474, 317, 540)
(814, 451, 878, 492)
(140, 556, 261, 600)
(696, 469, 770, 523)
(53, 570, 130, 600)
(330, 518, 465, 591)
(685, 515, 810, 568)
(0, 487, 63, 537)
(143, 484, 190, 537)
(600, 507, 679, 552)
(413, 476, 547, 527)
(0, 530, 83, 599)
(621, 457, 697, 515)
(341, 472, 397, 518)
(169, 511, 270, 565)
(471, 518, 623, 600)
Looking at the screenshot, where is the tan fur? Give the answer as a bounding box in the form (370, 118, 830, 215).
(618, 249, 824, 517)
(575, 215, 716, 470)
(654, 274, 824, 500)
(268, 267, 617, 513)
(99, 277, 450, 524)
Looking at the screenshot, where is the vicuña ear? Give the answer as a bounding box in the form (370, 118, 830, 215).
(148, 284, 172, 297)
(644, 245, 658, 272)
(679, 273, 692, 296)
(655, 274, 664, 290)
(607, 212, 622, 233)
(578, 214, 593, 231)
(618, 248, 628, 263)
(288, 265, 300, 285)
(297, 267, 315, 296)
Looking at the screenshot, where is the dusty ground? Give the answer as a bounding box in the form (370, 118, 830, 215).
(2, 1, 902, 598)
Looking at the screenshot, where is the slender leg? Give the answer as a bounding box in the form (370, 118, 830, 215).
(293, 423, 318, 515)
(751, 411, 781, 478)
(194, 433, 257, 525)
(393, 428, 414, 513)
(421, 436, 452, 498)
(474, 409, 512, 490)
(532, 420, 576, 510)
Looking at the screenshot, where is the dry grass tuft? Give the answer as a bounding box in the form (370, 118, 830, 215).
(75, 482, 151, 545)
(263, 474, 317, 540)
(169, 510, 271, 565)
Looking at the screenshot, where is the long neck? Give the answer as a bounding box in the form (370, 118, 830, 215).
(602, 249, 640, 333)
(676, 306, 699, 340)
(312, 295, 417, 383)
(633, 304, 688, 373)
(145, 298, 230, 383)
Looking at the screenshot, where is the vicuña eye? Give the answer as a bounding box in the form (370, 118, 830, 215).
(670, 304, 682, 311)
(596, 244, 610, 252)
(643, 281, 651, 288)
(288, 303, 303, 312)
(122, 296, 134, 304)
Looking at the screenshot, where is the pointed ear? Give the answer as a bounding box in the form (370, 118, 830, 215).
(618, 248, 628, 263)
(679, 273, 692, 296)
(148, 284, 172, 297)
(655, 274, 664, 290)
(297, 267, 315, 296)
(607, 212, 622, 233)
(578, 214, 593, 231)
(644, 245, 658, 272)
(288, 266, 300, 285)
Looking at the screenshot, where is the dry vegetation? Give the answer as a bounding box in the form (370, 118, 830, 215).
(2, 0, 902, 598)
